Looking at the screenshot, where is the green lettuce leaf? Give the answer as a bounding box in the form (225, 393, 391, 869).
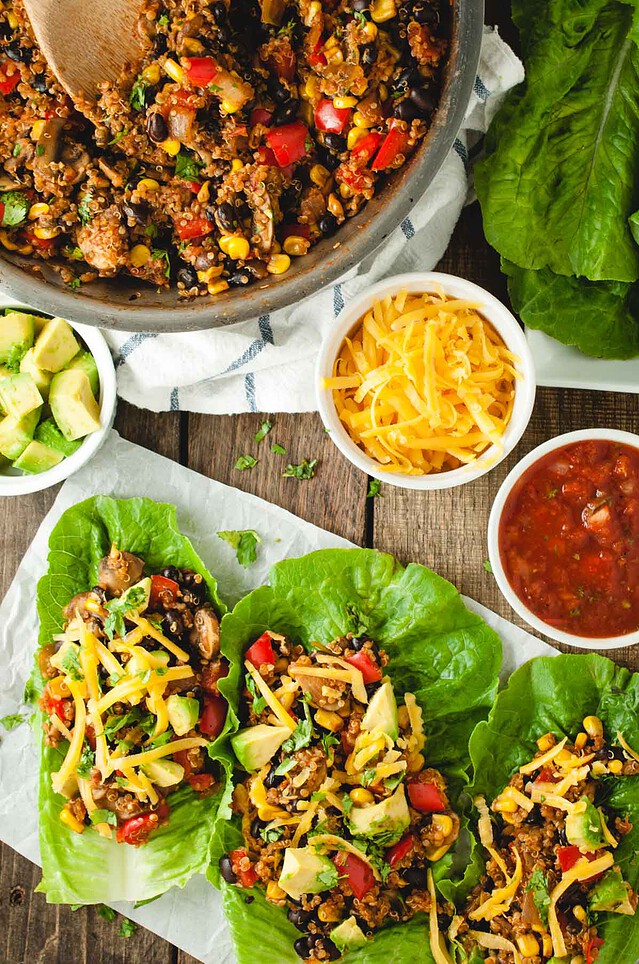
(504, 260, 639, 359)
(467, 653, 639, 964)
(212, 548, 502, 962)
(476, 0, 639, 283)
(35, 496, 228, 904)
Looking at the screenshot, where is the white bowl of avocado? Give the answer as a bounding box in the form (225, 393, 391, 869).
(0, 297, 116, 495)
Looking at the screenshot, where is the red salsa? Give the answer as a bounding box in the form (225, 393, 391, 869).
(499, 439, 639, 637)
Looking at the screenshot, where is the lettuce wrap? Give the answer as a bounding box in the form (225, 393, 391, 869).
(34, 496, 233, 905)
(210, 548, 503, 963)
(465, 653, 639, 964)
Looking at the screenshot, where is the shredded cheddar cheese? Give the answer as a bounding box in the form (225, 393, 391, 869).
(322, 289, 519, 476)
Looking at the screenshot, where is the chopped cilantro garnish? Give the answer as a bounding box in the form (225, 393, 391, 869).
(271, 442, 286, 455)
(147, 729, 174, 750)
(367, 479, 383, 498)
(67, 278, 82, 290)
(129, 76, 149, 112)
(108, 129, 129, 146)
(175, 149, 203, 182)
(61, 647, 84, 681)
(151, 247, 171, 278)
(282, 701, 315, 753)
(90, 809, 117, 827)
(36, 144, 45, 156)
(526, 868, 550, 925)
(0, 713, 24, 731)
(76, 741, 95, 779)
(274, 757, 297, 776)
(96, 904, 116, 922)
(245, 673, 267, 714)
(1, 190, 29, 227)
(283, 458, 317, 480)
(103, 583, 148, 640)
(77, 191, 94, 226)
(254, 419, 273, 442)
(235, 454, 258, 471)
(217, 529, 262, 568)
(12, 143, 21, 157)
(261, 825, 285, 843)
(118, 918, 137, 938)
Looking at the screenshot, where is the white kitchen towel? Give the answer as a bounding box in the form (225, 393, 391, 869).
(105, 27, 523, 415)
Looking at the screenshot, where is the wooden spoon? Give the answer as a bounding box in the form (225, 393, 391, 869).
(22, 0, 147, 103)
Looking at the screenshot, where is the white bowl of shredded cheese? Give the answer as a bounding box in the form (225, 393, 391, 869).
(316, 272, 536, 489)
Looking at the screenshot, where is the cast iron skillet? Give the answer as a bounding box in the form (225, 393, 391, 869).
(0, 0, 485, 332)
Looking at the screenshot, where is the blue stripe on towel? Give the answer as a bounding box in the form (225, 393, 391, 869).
(245, 372, 257, 412)
(473, 76, 490, 102)
(223, 339, 265, 373)
(333, 284, 344, 316)
(453, 137, 469, 173)
(401, 218, 415, 240)
(258, 314, 274, 345)
(170, 387, 180, 411)
(114, 331, 158, 368)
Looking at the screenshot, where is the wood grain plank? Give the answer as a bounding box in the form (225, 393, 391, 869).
(188, 412, 368, 546)
(114, 400, 182, 463)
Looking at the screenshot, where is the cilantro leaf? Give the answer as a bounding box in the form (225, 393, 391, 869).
(254, 419, 273, 442)
(217, 529, 262, 568)
(108, 129, 129, 146)
(96, 905, 116, 922)
(118, 918, 137, 938)
(527, 868, 550, 925)
(147, 729, 174, 750)
(321, 733, 339, 755)
(282, 700, 315, 753)
(0, 713, 25, 731)
(175, 149, 203, 182)
(1, 191, 29, 228)
(235, 454, 258, 470)
(90, 808, 117, 827)
(245, 673, 267, 714)
(77, 191, 93, 226)
(152, 247, 171, 278)
(271, 442, 286, 455)
(61, 646, 84, 681)
(367, 479, 383, 498)
(283, 458, 317, 480)
(342, 794, 354, 815)
(317, 866, 339, 888)
(483, 559, 493, 574)
(103, 583, 148, 640)
(261, 825, 286, 843)
(129, 76, 148, 111)
(274, 757, 297, 776)
(76, 741, 95, 779)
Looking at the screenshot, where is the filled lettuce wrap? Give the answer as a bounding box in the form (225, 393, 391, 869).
(210, 548, 503, 963)
(450, 654, 639, 964)
(34, 496, 234, 905)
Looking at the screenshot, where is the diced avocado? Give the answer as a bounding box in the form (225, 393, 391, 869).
(0, 311, 35, 368)
(0, 373, 43, 419)
(167, 695, 200, 737)
(14, 440, 64, 474)
(65, 350, 99, 396)
(49, 369, 101, 441)
(361, 679, 398, 740)
(20, 347, 53, 398)
(35, 418, 82, 457)
(0, 408, 40, 460)
(50, 640, 81, 674)
(278, 847, 339, 902)
(231, 723, 290, 771)
(565, 797, 605, 852)
(348, 785, 410, 844)
(125, 647, 169, 678)
(32, 317, 80, 372)
(142, 758, 184, 787)
(118, 577, 151, 618)
(589, 867, 635, 914)
(330, 917, 368, 954)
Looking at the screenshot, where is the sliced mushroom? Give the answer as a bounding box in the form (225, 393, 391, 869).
(97, 544, 145, 596)
(63, 590, 105, 622)
(35, 117, 66, 167)
(189, 605, 220, 659)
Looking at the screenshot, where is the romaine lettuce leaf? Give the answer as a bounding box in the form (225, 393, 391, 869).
(476, 0, 639, 283)
(212, 548, 502, 962)
(35, 496, 228, 904)
(467, 653, 639, 964)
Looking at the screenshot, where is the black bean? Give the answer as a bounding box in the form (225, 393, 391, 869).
(351, 636, 370, 651)
(287, 907, 310, 930)
(323, 940, 341, 962)
(211, 1, 227, 23)
(352, 0, 370, 9)
(146, 111, 168, 144)
(398, 3, 410, 21)
(595, 746, 625, 761)
(162, 566, 181, 581)
(397, 66, 422, 88)
(31, 73, 49, 93)
(177, 265, 199, 289)
(216, 201, 238, 232)
(402, 867, 425, 888)
(323, 132, 346, 153)
(271, 81, 290, 105)
(250, 817, 265, 839)
(264, 763, 284, 788)
(228, 268, 252, 287)
(412, 1, 438, 25)
(163, 609, 185, 637)
(122, 201, 148, 226)
(409, 85, 436, 116)
(318, 146, 340, 171)
(394, 98, 419, 121)
(318, 213, 338, 236)
(272, 98, 299, 126)
(219, 855, 238, 884)
(4, 42, 30, 63)
(360, 43, 377, 67)
(294, 936, 314, 959)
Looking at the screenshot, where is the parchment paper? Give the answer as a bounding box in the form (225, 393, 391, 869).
(0, 430, 555, 963)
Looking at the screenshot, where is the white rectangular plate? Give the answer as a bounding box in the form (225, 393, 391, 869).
(527, 329, 639, 393)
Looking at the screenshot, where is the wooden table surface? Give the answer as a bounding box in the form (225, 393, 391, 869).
(2, 4, 638, 963)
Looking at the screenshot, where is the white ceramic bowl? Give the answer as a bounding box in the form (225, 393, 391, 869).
(0, 295, 117, 496)
(316, 272, 536, 490)
(487, 429, 639, 650)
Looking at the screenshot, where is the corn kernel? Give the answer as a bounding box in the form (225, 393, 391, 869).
(573, 905, 587, 923)
(183, 38, 205, 55)
(432, 814, 453, 837)
(307, 0, 322, 19)
(515, 934, 539, 958)
(231, 158, 243, 172)
(492, 796, 518, 813)
(378, 83, 389, 102)
(347, 127, 367, 151)
(574, 732, 588, 750)
(556, 749, 574, 766)
(48, 676, 70, 700)
(531, 923, 545, 934)
(339, 183, 354, 199)
(271, 241, 282, 254)
(310, 164, 330, 189)
(583, 716, 603, 739)
(7, 11, 18, 28)
(327, 193, 344, 219)
(542, 935, 553, 957)
(334, 95, 357, 109)
(362, 21, 378, 40)
(130, 244, 151, 267)
(324, 34, 339, 50)
(536, 732, 555, 752)
(17, 243, 33, 256)
(592, 760, 608, 776)
(266, 881, 287, 901)
(163, 58, 186, 85)
(406, 751, 425, 773)
(315, 709, 343, 732)
(609, 759, 623, 774)
(283, 235, 310, 257)
(325, 48, 344, 65)
(197, 181, 210, 205)
(303, 76, 320, 100)
(138, 177, 161, 191)
(273, 687, 296, 711)
(219, 235, 250, 260)
(59, 806, 85, 834)
(353, 111, 372, 129)
(196, 265, 224, 284)
(142, 63, 161, 85)
(0, 230, 19, 251)
(350, 787, 374, 806)
(28, 202, 50, 219)
(318, 904, 341, 923)
(208, 280, 229, 295)
(161, 138, 181, 156)
(31, 119, 46, 141)
(267, 253, 291, 275)
(33, 225, 60, 240)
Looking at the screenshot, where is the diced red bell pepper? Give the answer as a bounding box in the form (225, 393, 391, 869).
(85, 723, 96, 751)
(557, 846, 599, 876)
(230, 848, 258, 887)
(265, 46, 296, 82)
(586, 936, 605, 964)
(265, 121, 309, 168)
(407, 776, 446, 812)
(41, 691, 66, 720)
(0, 62, 20, 96)
(23, 226, 55, 250)
(184, 56, 220, 88)
(345, 650, 382, 684)
(188, 773, 214, 792)
(256, 145, 295, 179)
(250, 107, 273, 128)
(308, 40, 327, 67)
(314, 98, 351, 134)
(201, 659, 230, 693)
(351, 131, 384, 163)
(185, 180, 202, 194)
(333, 851, 375, 900)
(116, 811, 161, 846)
(371, 123, 411, 172)
(173, 748, 193, 778)
(200, 695, 227, 738)
(174, 214, 214, 242)
(245, 632, 276, 670)
(387, 833, 414, 868)
(535, 766, 559, 784)
(0, 202, 4, 223)
(279, 223, 311, 242)
(149, 574, 180, 610)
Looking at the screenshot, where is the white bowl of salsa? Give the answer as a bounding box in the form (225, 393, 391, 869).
(487, 429, 639, 649)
